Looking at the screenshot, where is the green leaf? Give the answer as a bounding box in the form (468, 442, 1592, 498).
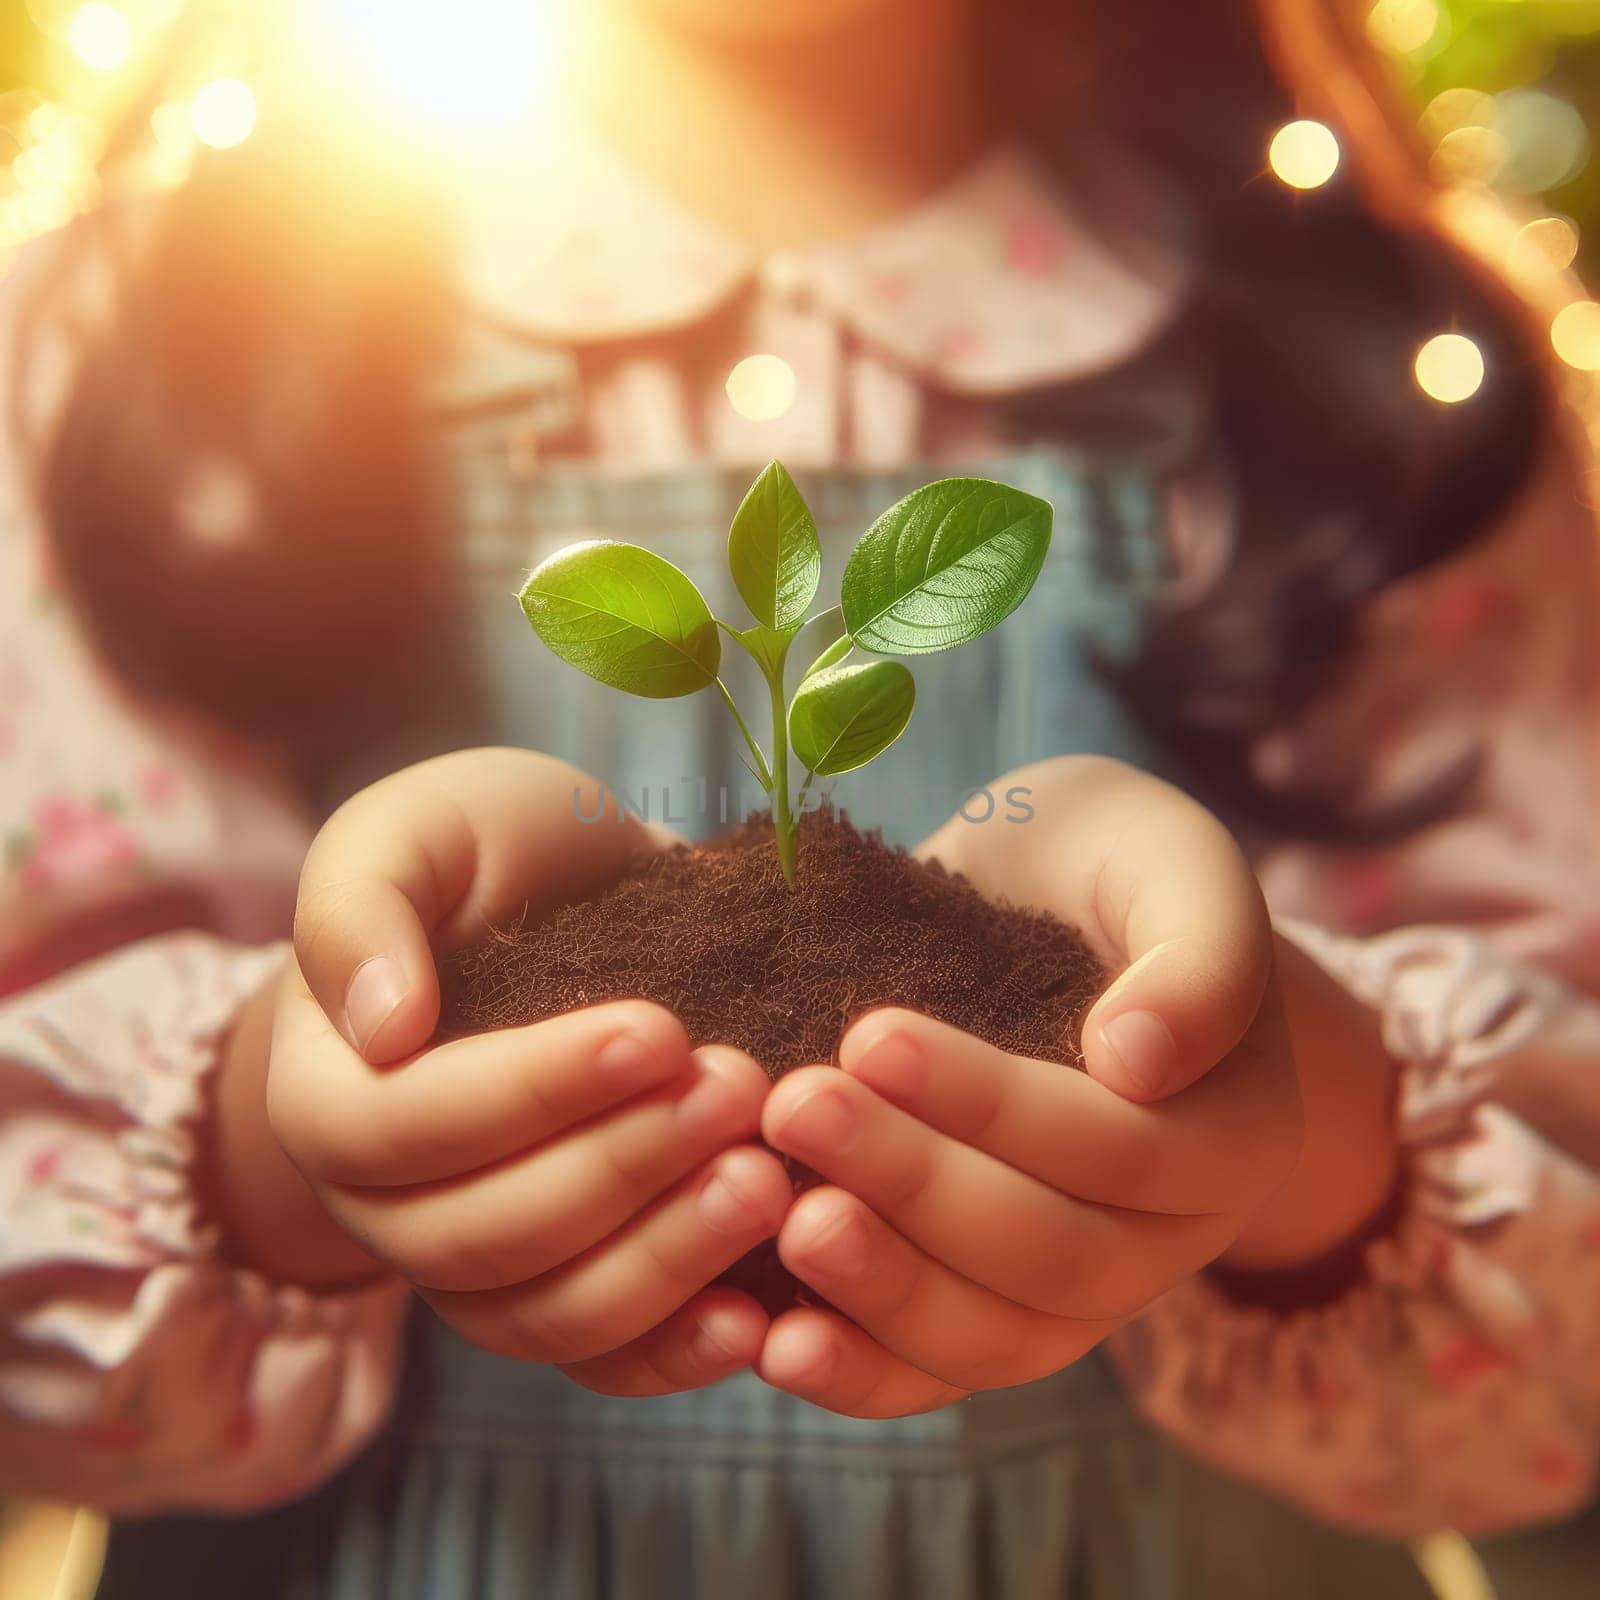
(840, 478, 1052, 655)
(728, 461, 822, 632)
(788, 661, 915, 777)
(728, 622, 792, 680)
(519, 541, 720, 698)
(801, 631, 852, 681)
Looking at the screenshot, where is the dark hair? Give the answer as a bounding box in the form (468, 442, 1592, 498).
(10, 11, 454, 739)
(994, 0, 1552, 837)
(12, 0, 1558, 830)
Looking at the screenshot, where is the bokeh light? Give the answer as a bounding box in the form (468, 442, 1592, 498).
(1431, 124, 1508, 187)
(1268, 120, 1340, 190)
(1366, 0, 1439, 57)
(1414, 333, 1485, 402)
(1552, 302, 1600, 372)
(1506, 216, 1581, 280)
(150, 100, 192, 152)
(726, 354, 797, 422)
(1494, 88, 1590, 195)
(67, 3, 134, 74)
(1419, 86, 1494, 145)
(190, 78, 256, 150)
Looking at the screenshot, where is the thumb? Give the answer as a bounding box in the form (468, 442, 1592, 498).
(293, 750, 668, 1067)
(1079, 816, 1273, 1103)
(293, 784, 475, 1066)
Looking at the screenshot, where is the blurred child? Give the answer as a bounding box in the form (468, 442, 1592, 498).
(3, 1, 1599, 1595)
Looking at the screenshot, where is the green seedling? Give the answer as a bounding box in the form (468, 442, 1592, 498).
(518, 462, 1053, 884)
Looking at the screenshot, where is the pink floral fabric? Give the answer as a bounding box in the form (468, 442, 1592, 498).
(1109, 921, 1600, 1535)
(0, 936, 408, 1512)
(2, 143, 1599, 1530)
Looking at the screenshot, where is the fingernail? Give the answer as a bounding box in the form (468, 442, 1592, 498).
(691, 1306, 751, 1366)
(778, 1089, 858, 1158)
(343, 956, 408, 1058)
(595, 1031, 671, 1086)
(1099, 1010, 1178, 1098)
(676, 1071, 747, 1142)
(800, 1208, 872, 1278)
(848, 1028, 926, 1099)
(697, 1171, 769, 1236)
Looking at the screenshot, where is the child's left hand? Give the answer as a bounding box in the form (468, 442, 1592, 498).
(756, 757, 1396, 1418)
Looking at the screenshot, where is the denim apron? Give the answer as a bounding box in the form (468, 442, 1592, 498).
(97, 379, 1436, 1600)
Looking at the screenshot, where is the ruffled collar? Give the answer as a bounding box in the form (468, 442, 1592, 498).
(453, 122, 1194, 395)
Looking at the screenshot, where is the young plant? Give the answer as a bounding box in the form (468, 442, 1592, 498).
(518, 462, 1052, 884)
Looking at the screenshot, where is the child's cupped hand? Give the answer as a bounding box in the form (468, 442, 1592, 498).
(270, 749, 1332, 1417)
(754, 756, 1308, 1418)
(268, 749, 793, 1396)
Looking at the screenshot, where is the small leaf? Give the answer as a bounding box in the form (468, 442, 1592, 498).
(840, 478, 1052, 655)
(789, 661, 915, 777)
(520, 541, 719, 699)
(728, 461, 822, 632)
(802, 632, 852, 681)
(729, 622, 791, 679)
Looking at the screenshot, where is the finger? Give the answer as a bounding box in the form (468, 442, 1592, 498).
(775, 1187, 1112, 1390)
(295, 749, 659, 1064)
(764, 1069, 1234, 1319)
(559, 1288, 771, 1397)
(921, 756, 1271, 1101)
(838, 1008, 1298, 1215)
(326, 1045, 770, 1292)
(270, 992, 693, 1187)
(757, 1308, 968, 1419)
(427, 1144, 792, 1364)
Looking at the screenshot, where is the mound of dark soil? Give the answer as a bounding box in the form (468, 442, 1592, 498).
(441, 808, 1102, 1075)
(438, 808, 1104, 1317)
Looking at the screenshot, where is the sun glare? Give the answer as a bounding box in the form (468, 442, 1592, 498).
(298, 0, 561, 138)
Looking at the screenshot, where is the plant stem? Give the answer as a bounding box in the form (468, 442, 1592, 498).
(714, 678, 773, 792)
(767, 662, 797, 884)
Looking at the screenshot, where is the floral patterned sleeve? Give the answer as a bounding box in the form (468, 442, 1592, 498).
(0, 255, 408, 1511)
(1107, 440, 1600, 1535)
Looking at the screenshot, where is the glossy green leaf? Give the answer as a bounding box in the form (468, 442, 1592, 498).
(788, 661, 915, 778)
(519, 541, 719, 699)
(840, 478, 1052, 655)
(728, 461, 822, 631)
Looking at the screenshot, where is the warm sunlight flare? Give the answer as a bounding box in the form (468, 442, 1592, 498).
(1268, 120, 1340, 190)
(298, 0, 562, 137)
(1413, 332, 1485, 402)
(67, 3, 133, 74)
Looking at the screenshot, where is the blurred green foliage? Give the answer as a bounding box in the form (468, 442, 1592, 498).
(1416, 0, 1600, 272)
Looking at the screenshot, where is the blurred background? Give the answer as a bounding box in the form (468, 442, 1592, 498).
(0, 0, 1598, 274)
(0, 0, 1597, 466)
(0, 1, 1596, 1596)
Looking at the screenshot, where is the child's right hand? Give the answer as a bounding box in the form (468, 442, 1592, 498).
(269, 749, 792, 1395)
